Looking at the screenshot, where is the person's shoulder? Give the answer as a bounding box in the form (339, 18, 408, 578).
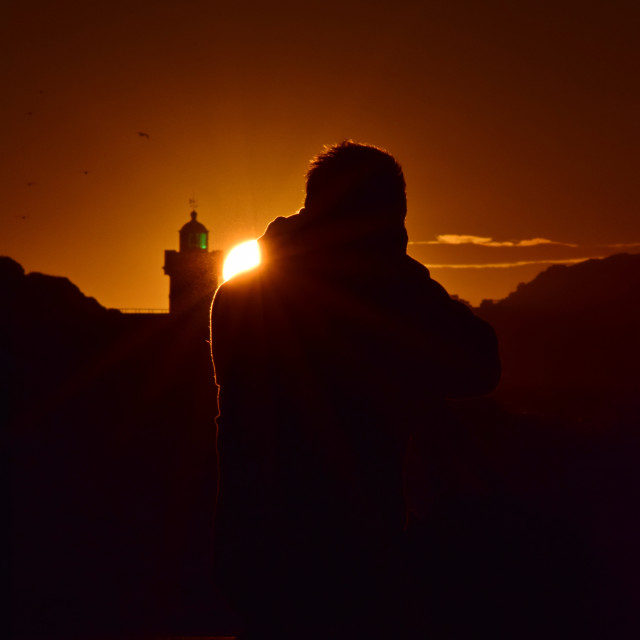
(401, 256, 450, 298)
(217, 267, 260, 293)
(213, 266, 265, 308)
(403, 255, 431, 279)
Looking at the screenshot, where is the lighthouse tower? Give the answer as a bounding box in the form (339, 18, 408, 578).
(163, 210, 223, 316)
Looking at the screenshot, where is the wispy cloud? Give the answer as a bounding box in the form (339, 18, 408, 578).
(409, 235, 640, 249)
(424, 257, 600, 269)
(606, 242, 640, 248)
(409, 235, 578, 248)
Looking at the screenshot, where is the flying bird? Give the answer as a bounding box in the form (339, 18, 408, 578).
(26, 182, 36, 187)
(137, 131, 150, 139)
(81, 170, 90, 175)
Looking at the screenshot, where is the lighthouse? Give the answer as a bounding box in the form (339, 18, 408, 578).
(163, 210, 223, 316)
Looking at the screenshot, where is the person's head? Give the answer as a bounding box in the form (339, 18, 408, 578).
(304, 141, 407, 223)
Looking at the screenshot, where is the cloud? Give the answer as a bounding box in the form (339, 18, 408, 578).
(424, 257, 601, 269)
(409, 235, 578, 248)
(409, 235, 640, 250)
(606, 242, 640, 248)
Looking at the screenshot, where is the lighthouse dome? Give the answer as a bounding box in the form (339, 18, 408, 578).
(179, 210, 209, 251)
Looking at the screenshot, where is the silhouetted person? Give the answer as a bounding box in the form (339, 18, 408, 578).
(210, 141, 500, 638)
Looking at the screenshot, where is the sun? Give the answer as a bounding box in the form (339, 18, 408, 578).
(223, 239, 261, 281)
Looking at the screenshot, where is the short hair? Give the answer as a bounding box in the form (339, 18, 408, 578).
(305, 141, 407, 221)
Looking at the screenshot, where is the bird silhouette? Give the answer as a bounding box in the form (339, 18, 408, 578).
(26, 182, 36, 187)
(137, 132, 150, 139)
(81, 170, 90, 175)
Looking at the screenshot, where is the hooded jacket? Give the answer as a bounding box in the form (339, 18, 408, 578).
(209, 208, 500, 630)
(211, 207, 500, 537)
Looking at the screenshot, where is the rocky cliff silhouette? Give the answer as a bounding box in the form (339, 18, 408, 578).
(476, 252, 640, 421)
(3, 257, 225, 636)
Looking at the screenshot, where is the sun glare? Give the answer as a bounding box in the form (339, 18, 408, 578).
(223, 239, 261, 281)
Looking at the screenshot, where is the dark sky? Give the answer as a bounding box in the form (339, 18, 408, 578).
(2, 0, 638, 307)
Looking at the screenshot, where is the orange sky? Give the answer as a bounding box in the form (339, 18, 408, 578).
(2, 0, 638, 308)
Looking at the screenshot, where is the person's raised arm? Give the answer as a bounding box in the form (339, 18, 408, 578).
(404, 258, 501, 398)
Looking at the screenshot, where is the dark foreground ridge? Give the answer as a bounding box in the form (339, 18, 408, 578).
(477, 252, 640, 417)
(4, 257, 230, 636)
(5, 254, 640, 639)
